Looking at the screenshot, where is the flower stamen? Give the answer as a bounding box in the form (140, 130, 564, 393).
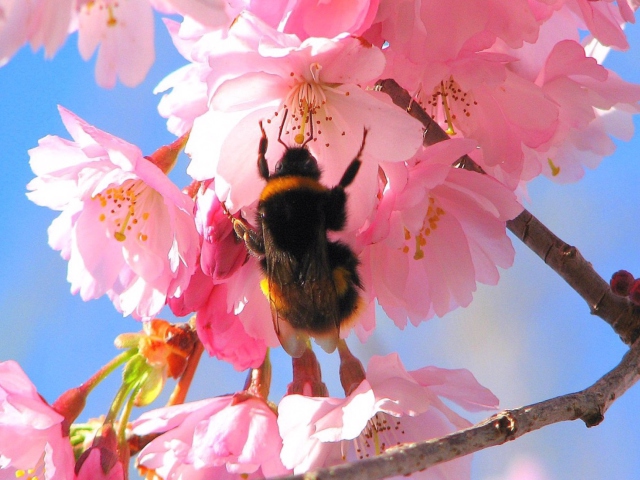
(440, 81, 456, 136)
(14, 453, 45, 480)
(294, 100, 310, 145)
(351, 413, 406, 460)
(401, 197, 445, 260)
(94, 180, 152, 244)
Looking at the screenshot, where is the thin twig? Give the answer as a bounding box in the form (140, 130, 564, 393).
(375, 78, 640, 346)
(276, 337, 640, 480)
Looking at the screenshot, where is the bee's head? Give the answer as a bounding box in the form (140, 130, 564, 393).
(272, 147, 321, 180)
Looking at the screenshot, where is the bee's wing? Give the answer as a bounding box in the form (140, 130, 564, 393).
(298, 234, 341, 354)
(263, 227, 340, 357)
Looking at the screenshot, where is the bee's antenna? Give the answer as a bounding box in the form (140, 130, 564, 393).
(301, 109, 314, 148)
(277, 108, 289, 148)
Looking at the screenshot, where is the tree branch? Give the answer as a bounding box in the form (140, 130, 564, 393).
(375, 78, 640, 346)
(277, 337, 640, 480)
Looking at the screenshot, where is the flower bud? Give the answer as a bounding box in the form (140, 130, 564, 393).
(610, 270, 635, 296)
(628, 279, 640, 306)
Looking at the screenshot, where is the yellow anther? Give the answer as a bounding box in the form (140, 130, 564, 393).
(548, 158, 561, 176)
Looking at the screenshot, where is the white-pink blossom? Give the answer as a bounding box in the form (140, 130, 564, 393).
(0, 361, 75, 480)
(358, 139, 523, 327)
(27, 106, 199, 319)
(0, 0, 73, 66)
(524, 39, 640, 182)
(278, 353, 499, 477)
(195, 282, 268, 371)
(282, 0, 380, 39)
(131, 394, 290, 478)
(162, 12, 424, 228)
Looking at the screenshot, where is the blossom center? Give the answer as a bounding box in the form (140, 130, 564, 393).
(94, 179, 152, 243)
(401, 197, 445, 260)
(348, 413, 406, 460)
(269, 63, 346, 148)
(14, 453, 45, 480)
(422, 77, 478, 136)
(81, 1, 119, 27)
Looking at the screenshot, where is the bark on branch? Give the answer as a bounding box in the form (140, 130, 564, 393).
(277, 337, 640, 480)
(375, 78, 640, 346)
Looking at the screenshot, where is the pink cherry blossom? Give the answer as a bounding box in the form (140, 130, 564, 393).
(150, 0, 232, 28)
(524, 39, 640, 182)
(166, 12, 423, 228)
(223, 259, 282, 348)
(0, 360, 75, 480)
(366, 0, 541, 65)
(0, 0, 74, 66)
(131, 393, 290, 478)
(77, 0, 156, 88)
(0, 0, 231, 86)
(27, 106, 199, 319)
(76, 0, 230, 88)
(278, 353, 498, 476)
(154, 19, 212, 136)
(195, 282, 268, 371)
(384, 47, 559, 189)
(282, 0, 380, 39)
(358, 139, 523, 327)
(564, 0, 634, 50)
(195, 180, 248, 281)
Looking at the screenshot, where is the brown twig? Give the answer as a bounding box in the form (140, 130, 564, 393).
(276, 337, 640, 480)
(375, 78, 640, 346)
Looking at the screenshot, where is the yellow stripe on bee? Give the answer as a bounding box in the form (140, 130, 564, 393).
(260, 278, 287, 310)
(332, 267, 351, 296)
(260, 176, 327, 202)
(341, 296, 365, 330)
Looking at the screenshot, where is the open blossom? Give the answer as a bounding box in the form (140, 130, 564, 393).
(564, 0, 635, 50)
(165, 12, 423, 228)
(77, 0, 156, 88)
(359, 139, 523, 328)
(0, 361, 75, 480)
(282, 0, 380, 39)
(523, 39, 640, 182)
(0, 0, 231, 86)
(0, 0, 74, 66)
(366, 0, 541, 65)
(27, 106, 199, 319)
(278, 353, 499, 476)
(195, 282, 268, 371)
(383, 47, 559, 188)
(131, 393, 290, 479)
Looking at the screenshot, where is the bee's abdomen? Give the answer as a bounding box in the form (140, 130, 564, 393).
(328, 241, 362, 321)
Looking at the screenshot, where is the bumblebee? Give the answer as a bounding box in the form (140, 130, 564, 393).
(230, 120, 367, 357)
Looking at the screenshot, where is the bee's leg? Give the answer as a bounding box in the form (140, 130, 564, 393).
(338, 128, 367, 188)
(222, 202, 265, 257)
(232, 218, 265, 257)
(326, 187, 347, 231)
(326, 129, 367, 230)
(338, 159, 361, 188)
(257, 121, 270, 180)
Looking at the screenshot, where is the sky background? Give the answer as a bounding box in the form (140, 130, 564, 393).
(1, 14, 639, 480)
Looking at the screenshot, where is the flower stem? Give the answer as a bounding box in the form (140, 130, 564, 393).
(82, 349, 137, 396)
(167, 339, 204, 406)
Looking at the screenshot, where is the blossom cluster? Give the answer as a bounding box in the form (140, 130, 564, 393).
(7, 0, 640, 478)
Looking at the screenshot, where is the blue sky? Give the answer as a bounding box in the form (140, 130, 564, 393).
(1, 15, 639, 480)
